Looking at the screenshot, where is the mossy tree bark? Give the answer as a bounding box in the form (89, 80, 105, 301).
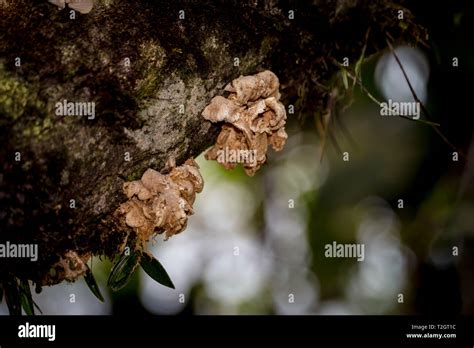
(0, 0, 425, 286)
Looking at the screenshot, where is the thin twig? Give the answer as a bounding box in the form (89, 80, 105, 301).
(385, 37, 465, 159)
(331, 58, 440, 127)
(385, 38, 432, 119)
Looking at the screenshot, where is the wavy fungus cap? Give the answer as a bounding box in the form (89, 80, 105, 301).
(118, 158, 203, 246)
(202, 70, 287, 176)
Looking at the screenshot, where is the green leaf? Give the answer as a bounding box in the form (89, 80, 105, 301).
(341, 70, 349, 90)
(84, 264, 105, 302)
(140, 253, 175, 289)
(107, 249, 141, 291)
(18, 279, 35, 316)
(4, 278, 22, 316)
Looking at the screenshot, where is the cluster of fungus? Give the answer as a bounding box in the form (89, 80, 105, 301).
(202, 70, 287, 176)
(117, 158, 203, 248)
(41, 72, 286, 285)
(42, 251, 90, 285)
(40, 159, 203, 285)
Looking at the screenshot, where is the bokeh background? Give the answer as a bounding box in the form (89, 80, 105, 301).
(1, 2, 473, 316)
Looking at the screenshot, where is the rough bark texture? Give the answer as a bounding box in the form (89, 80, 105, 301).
(0, 0, 425, 285)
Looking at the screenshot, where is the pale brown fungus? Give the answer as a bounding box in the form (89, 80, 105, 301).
(202, 70, 287, 176)
(118, 158, 203, 247)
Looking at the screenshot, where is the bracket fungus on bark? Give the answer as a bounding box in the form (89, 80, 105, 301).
(117, 158, 203, 248)
(202, 70, 287, 176)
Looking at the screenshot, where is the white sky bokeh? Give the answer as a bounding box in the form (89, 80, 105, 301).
(375, 46, 430, 103)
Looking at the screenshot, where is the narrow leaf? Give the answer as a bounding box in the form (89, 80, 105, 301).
(84, 264, 105, 302)
(107, 250, 141, 291)
(341, 70, 349, 90)
(32, 299, 43, 314)
(18, 279, 35, 316)
(140, 253, 175, 289)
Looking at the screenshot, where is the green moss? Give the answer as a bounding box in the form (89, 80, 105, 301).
(134, 41, 167, 100)
(125, 168, 143, 181)
(0, 68, 29, 123)
(259, 36, 276, 57)
(21, 160, 33, 172)
(21, 118, 52, 140)
(236, 39, 276, 74)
